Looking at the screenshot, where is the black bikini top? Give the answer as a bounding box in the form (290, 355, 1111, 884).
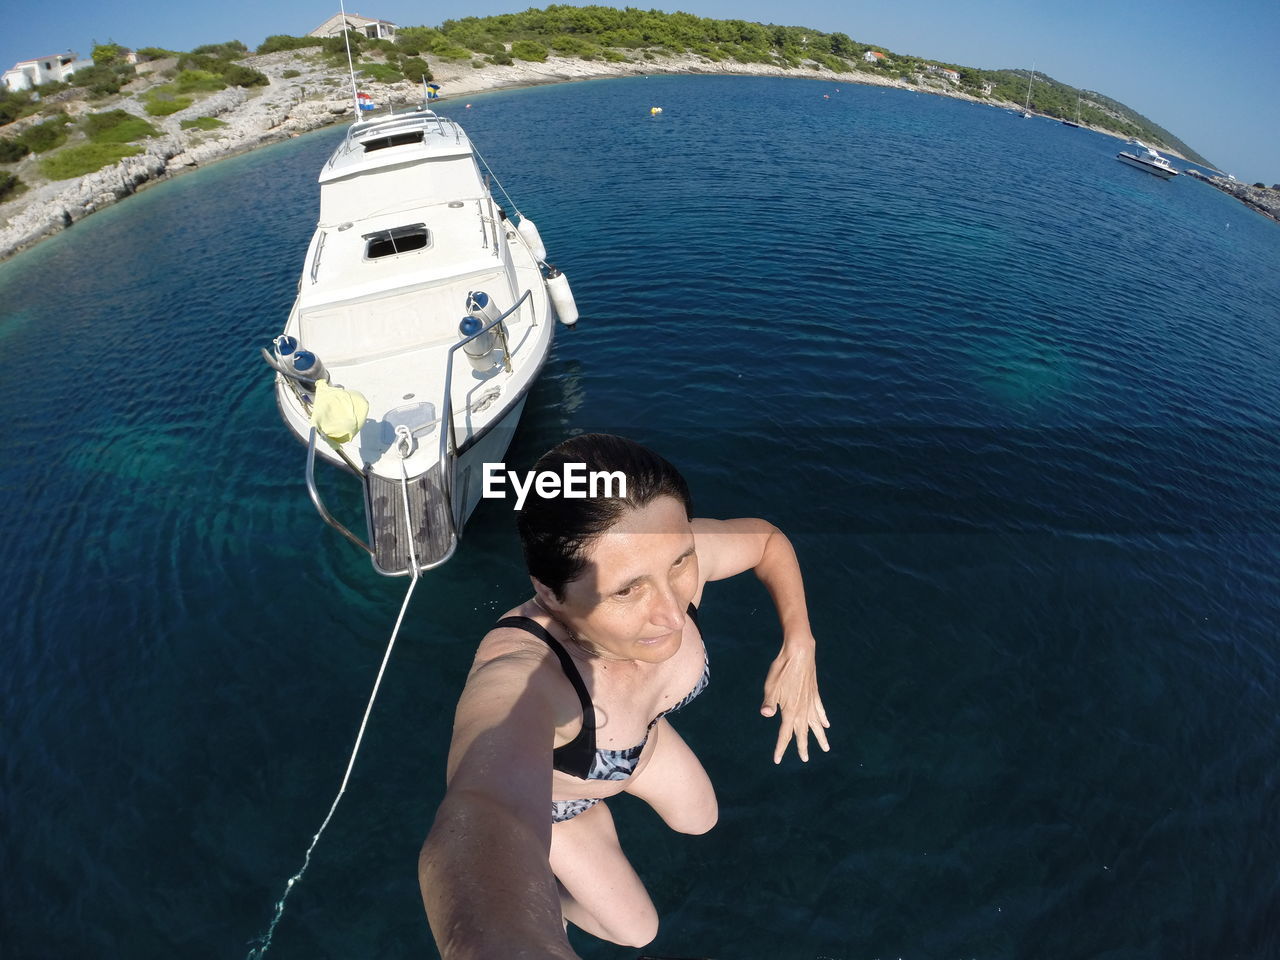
(494, 603, 707, 781)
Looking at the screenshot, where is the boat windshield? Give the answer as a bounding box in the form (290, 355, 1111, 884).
(363, 131, 425, 153)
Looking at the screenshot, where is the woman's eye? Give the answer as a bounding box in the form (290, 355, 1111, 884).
(614, 585, 635, 598)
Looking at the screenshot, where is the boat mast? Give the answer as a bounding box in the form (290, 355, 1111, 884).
(1024, 63, 1035, 112)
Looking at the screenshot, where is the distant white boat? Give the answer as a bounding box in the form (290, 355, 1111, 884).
(265, 105, 578, 575)
(1021, 66, 1035, 118)
(1116, 145, 1179, 180)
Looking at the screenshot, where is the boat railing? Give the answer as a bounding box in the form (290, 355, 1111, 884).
(265, 358, 374, 558)
(437, 288, 533, 532)
(268, 287, 531, 575)
(326, 111, 463, 169)
(305, 427, 374, 557)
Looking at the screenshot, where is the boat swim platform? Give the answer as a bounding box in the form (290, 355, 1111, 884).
(364, 464, 455, 574)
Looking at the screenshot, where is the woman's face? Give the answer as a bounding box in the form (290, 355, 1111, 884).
(547, 495, 698, 663)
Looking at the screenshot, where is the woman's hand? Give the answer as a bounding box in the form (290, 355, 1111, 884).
(760, 637, 830, 763)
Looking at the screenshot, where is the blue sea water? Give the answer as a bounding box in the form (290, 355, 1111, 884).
(2, 74, 1279, 960)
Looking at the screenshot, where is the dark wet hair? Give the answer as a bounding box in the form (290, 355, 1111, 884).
(516, 433, 693, 599)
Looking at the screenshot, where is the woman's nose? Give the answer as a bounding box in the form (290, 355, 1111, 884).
(649, 587, 685, 632)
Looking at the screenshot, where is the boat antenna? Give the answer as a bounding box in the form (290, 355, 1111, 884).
(339, 0, 360, 118)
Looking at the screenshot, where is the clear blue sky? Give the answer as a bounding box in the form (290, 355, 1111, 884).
(3, 1, 1276, 182)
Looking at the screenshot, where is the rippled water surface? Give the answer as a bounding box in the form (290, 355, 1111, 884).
(3, 75, 1279, 960)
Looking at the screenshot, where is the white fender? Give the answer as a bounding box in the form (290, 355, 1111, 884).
(516, 217, 547, 261)
(545, 268, 578, 327)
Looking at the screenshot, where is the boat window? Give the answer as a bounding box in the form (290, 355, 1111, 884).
(362, 131, 424, 152)
(364, 224, 430, 259)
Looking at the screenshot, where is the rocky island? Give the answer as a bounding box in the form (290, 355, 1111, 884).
(0, 10, 1224, 263)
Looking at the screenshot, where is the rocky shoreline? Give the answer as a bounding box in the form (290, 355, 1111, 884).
(1185, 169, 1280, 223)
(0, 49, 1132, 263)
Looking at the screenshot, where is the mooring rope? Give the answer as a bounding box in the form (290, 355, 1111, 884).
(247, 450, 423, 959)
(472, 143, 524, 223)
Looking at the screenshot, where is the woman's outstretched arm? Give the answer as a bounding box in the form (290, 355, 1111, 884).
(420, 651, 581, 960)
(692, 517, 831, 763)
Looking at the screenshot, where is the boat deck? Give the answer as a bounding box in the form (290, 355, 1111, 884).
(365, 464, 454, 573)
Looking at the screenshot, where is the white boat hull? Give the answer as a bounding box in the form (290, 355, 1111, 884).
(269, 107, 562, 574)
(1117, 151, 1178, 179)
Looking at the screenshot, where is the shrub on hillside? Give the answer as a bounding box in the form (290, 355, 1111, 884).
(510, 40, 548, 62)
(221, 64, 269, 87)
(136, 46, 178, 60)
(400, 58, 432, 83)
(40, 143, 141, 180)
(322, 31, 367, 56)
(489, 51, 514, 65)
(395, 27, 445, 54)
(92, 43, 125, 66)
(257, 35, 324, 55)
(282, 69, 301, 79)
(550, 35, 600, 58)
(180, 117, 225, 131)
(173, 70, 226, 93)
(0, 171, 24, 202)
(82, 110, 159, 143)
(436, 44, 476, 60)
(357, 61, 403, 83)
(176, 53, 231, 74)
(66, 63, 135, 97)
(145, 93, 194, 116)
(191, 41, 248, 59)
(0, 89, 38, 125)
(812, 53, 850, 72)
(0, 137, 31, 163)
(20, 114, 71, 153)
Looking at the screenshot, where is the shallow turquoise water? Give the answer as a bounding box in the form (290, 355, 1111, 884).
(2, 75, 1279, 959)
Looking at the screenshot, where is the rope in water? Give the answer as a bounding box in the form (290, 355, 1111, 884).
(246, 444, 423, 959)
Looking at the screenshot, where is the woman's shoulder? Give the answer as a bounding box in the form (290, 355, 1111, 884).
(449, 606, 583, 766)
(473, 600, 557, 665)
(466, 603, 578, 707)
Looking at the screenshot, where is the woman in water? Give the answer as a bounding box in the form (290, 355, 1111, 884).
(420, 434, 828, 958)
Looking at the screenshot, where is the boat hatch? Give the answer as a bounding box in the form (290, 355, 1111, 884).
(365, 224, 430, 259)
(363, 130, 425, 152)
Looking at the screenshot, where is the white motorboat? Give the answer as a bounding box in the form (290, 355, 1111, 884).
(265, 104, 578, 575)
(1116, 145, 1179, 180)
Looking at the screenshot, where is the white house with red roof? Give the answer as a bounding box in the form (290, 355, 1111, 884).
(309, 12, 398, 41)
(3, 51, 92, 92)
(862, 50, 886, 64)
